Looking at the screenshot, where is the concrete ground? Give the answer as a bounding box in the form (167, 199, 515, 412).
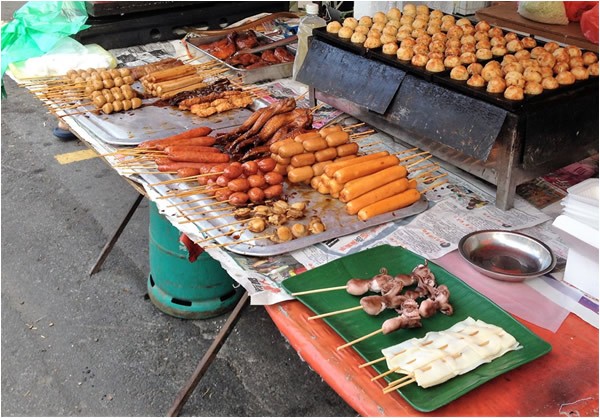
(0, 3, 357, 416)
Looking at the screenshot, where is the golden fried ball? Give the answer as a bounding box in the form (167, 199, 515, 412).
(487, 76, 507, 93)
(475, 20, 491, 32)
(411, 28, 427, 38)
(338, 26, 354, 39)
(416, 4, 429, 15)
(387, 19, 401, 29)
(350, 32, 367, 44)
(327, 21, 342, 34)
(520, 58, 540, 70)
(353, 25, 369, 35)
(506, 39, 524, 53)
(382, 42, 399, 55)
(491, 46, 508, 57)
(343, 17, 359, 29)
(523, 67, 543, 83)
(474, 30, 489, 42)
(582, 51, 598, 66)
(570, 56, 585, 68)
(403, 3, 417, 16)
(476, 39, 492, 50)
(505, 71, 525, 88)
(379, 33, 396, 44)
(396, 30, 412, 41)
(427, 24, 441, 35)
(368, 29, 381, 39)
(363, 36, 382, 49)
(446, 38, 462, 49)
(467, 74, 486, 87)
(504, 32, 519, 42)
(373, 11, 388, 24)
(524, 81, 544, 95)
(372, 21, 386, 32)
(387, 7, 401, 21)
(445, 46, 461, 57)
(556, 71, 576, 85)
(447, 26, 464, 39)
(383, 25, 398, 36)
(461, 43, 476, 54)
(428, 51, 444, 60)
(440, 20, 455, 32)
(412, 17, 428, 30)
(514, 50, 531, 61)
(467, 62, 484, 75)
(553, 61, 570, 74)
(476, 48, 493, 60)
(400, 14, 415, 25)
(432, 32, 447, 43)
(444, 55, 462, 68)
(522, 37, 537, 49)
(415, 33, 432, 45)
(536, 52, 556, 68)
(488, 27, 504, 38)
(429, 40, 445, 53)
(411, 53, 429, 66)
(504, 85, 524, 100)
(425, 58, 445, 72)
(530, 46, 546, 59)
(460, 52, 477, 65)
(566, 45, 582, 57)
(588, 62, 599, 76)
(490, 36, 506, 47)
(401, 37, 417, 48)
(450, 65, 469, 80)
(542, 77, 560, 89)
(482, 63, 503, 81)
(503, 61, 524, 75)
(430, 9, 444, 19)
(553, 48, 570, 63)
(396, 46, 414, 61)
(571, 66, 589, 80)
(358, 16, 373, 27)
(543, 42, 560, 53)
(540, 66, 554, 78)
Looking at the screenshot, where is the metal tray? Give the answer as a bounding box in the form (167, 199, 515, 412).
(157, 182, 428, 257)
(65, 100, 253, 146)
(185, 32, 294, 84)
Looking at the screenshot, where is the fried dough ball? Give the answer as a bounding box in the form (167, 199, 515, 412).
(412, 17, 428, 30)
(248, 218, 267, 233)
(327, 21, 342, 34)
(490, 36, 506, 47)
(566, 45, 582, 57)
(542, 76, 560, 89)
(522, 37, 537, 49)
(432, 32, 447, 43)
(383, 25, 398, 36)
(444, 55, 462, 68)
(364, 36, 382, 49)
(445, 46, 461, 57)
(582, 51, 598, 66)
(505, 71, 525, 88)
(343, 17, 358, 29)
(482, 63, 502, 81)
(487, 76, 507, 93)
(411, 53, 429, 66)
(401, 37, 417, 48)
(413, 44, 429, 55)
(368, 29, 381, 39)
(467, 62, 483, 75)
(373, 11, 388, 24)
(445, 38, 461, 49)
(412, 28, 427, 38)
(491, 45, 508, 57)
(488, 27, 503, 38)
(450, 65, 469, 80)
(553, 61, 570, 73)
(460, 52, 477, 65)
(397, 46, 414, 61)
(403, 3, 417, 17)
(540, 66, 554, 78)
(372, 21, 386, 32)
(447, 26, 464, 39)
(425, 58, 445, 72)
(520, 58, 539, 70)
(428, 51, 444, 60)
(467, 74, 486, 87)
(530, 46, 546, 59)
(474, 30, 489, 42)
(571, 66, 589, 80)
(273, 226, 292, 242)
(430, 9, 444, 19)
(523, 67, 543, 83)
(476, 48, 493, 60)
(400, 14, 415, 25)
(536, 52, 556, 68)
(553, 48, 570, 62)
(589, 62, 599, 76)
(291, 223, 308, 238)
(441, 14, 455, 24)
(416, 4, 429, 16)
(382, 42, 399, 55)
(396, 29, 412, 41)
(556, 71, 576, 85)
(569, 56, 585, 68)
(505, 32, 519, 42)
(504, 86, 525, 100)
(475, 20, 491, 33)
(387, 7, 401, 21)
(524, 81, 544, 95)
(476, 39, 491, 50)
(358, 16, 373, 27)
(354, 25, 369, 35)
(502, 54, 518, 65)
(543, 41, 560, 53)
(503, 61, 524, 75)
(429, 40, 445, 53)
(350, 32, 367, 44)
(387, 19, 401, 29)
(416, 33, 432, 45)
(506, 39, 524, 53)
(461, 43, 476, 54)
(338, 26, 353, 39)
(427, 24, 441, 35)
(380, 33, 397, 44)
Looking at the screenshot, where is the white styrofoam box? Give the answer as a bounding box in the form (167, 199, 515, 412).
(552, 214, 599, 298)
(566, 178, 599, 207)
(561, 178, 599, 229)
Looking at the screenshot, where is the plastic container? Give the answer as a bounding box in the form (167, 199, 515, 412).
(292, 3, 326, 80)
(561, 178, 599, 229)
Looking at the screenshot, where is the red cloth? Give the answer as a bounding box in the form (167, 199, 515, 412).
(580, 3, 599, 43)
(179, 233, 204, 262)
(564, 1, 597, 21)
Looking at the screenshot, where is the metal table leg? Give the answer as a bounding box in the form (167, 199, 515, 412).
(167, 291, 250, 417)
(88, 193, 144, 276)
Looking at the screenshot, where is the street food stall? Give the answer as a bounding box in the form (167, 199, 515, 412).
(6, 2, 599, 416)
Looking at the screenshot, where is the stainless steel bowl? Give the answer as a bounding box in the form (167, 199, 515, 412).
(458, 230, 556, 282)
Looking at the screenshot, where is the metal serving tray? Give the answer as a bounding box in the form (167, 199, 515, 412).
(185, 33, 294, 85)
(155, 181, 428, 257)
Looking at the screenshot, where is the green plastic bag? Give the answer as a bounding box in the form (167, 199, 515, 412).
(1, 1, 90, 96)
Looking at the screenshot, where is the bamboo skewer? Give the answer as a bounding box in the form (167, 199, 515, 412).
(178, 210, 232, 224)
(385, 373, 415, 388)
(290, 285, 348, 296)
(394, 147, 419, 156)
(350, 130, 375, 139)
(406, 155, 433, 168)
(342, 122, 365, 131)
(383, 377, 416, 393)
(167, 198, 226, 209)
(307, 305, 363, 320)
(198, 217, 258, 234)
(371, 368, 399, 382)
(179, 204, 233, 215)
(422, 179, 448, 193)
(397, 151, 429, 163)
(359, 356, 387, 369)
(194, 227, 249, 244)
(202, 233, 274, 249)
(409, 163, 439, 174)
(411, 168, 440, 180)
(122, 170, 176, 175)
(148, 171, 224, 186)
(359, 141, 383, 149)
(337, 329, 383, 350)
(423, 173, 448, 184)
(309, 102, 326, 114)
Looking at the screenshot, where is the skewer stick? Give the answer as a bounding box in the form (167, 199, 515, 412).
(290, 285, 348, 296)
(342, 122, 365, 131)
(383, 377, 416, 393)
(198, 217, 258, 233)
(194, 227, 249, 244)
(422, 179, 448, 193)
(179, 204, 232, 215)
(397, 151, 429, 162)
(337, 329, 383, 350)
(385, 373, 414, 387)
(359, 141, 383, 148)
(409, 163, 438, 174)
(423, 173, 448, 184)
(149, 171, 224, 186)
(411, 168, 439, 180)
(371, 368, 399, 382)
(168, 198, 226, 209)
(122, 170, 176, 175)
(359, 356, 387, 369)
(406, 155, 433, 168)
(307, 305, 363, 320)
(295, 91, 308, 101)
(394, 147, 419, 156)
(349, 130, 375, 139)
(202, 233, 274, 249)
(309, 102, 326, 114)
(178, 210, 232, 224)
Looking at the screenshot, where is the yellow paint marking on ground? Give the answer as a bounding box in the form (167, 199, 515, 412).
(54, 149, 99, 164)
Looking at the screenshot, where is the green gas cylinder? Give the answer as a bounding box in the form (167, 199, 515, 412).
(147, 202, 243, 319)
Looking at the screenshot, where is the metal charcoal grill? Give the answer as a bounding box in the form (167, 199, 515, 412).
(298, 35, 599, 210)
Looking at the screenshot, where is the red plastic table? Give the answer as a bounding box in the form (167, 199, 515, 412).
(265, 301, 599, 416)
